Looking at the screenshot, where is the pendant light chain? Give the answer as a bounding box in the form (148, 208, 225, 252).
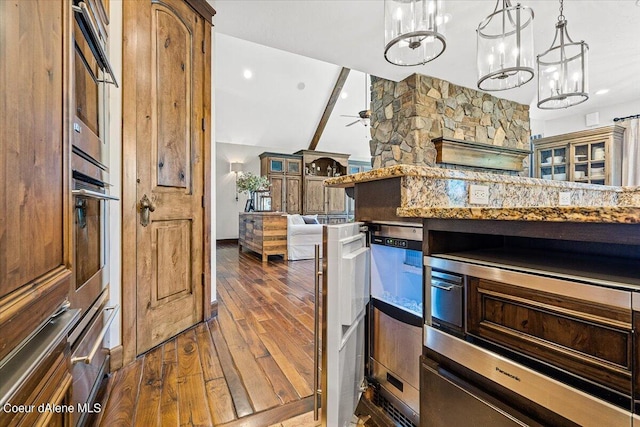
(536, 0, 589, 109)
(558, 0, 564, 21)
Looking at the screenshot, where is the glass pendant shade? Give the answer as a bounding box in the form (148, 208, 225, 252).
(384, 0, 447, 66)
(537, 19, 589, 109)
(476, 1, 534, 91)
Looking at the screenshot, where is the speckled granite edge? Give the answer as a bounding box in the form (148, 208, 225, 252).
(397, 207, 640, 224)
(620, 188, 640, 206)
(401, 176, 620, 208)
(325, 164, 624, 192)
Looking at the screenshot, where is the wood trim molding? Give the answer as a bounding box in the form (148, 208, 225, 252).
(202, 15, 212, 321)
(121, 0, 140, 366)
(183, 0, 216, 24)
(109, 345, 124, 372)
(209, 301, 218, 319)
(308, 67, 350, 150)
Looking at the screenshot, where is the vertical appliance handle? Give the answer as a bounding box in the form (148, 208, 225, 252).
(313, 244, 322, 422)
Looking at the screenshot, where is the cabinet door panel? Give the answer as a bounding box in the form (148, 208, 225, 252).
(327, 187, 346, 214)
(269, 176, 284, 212)
(0, 0, 66, 296)
(285, 176, 301, 214)
(305, 178, 325, 214)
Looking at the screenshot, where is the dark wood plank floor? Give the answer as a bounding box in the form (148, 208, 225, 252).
(93, 242, 317, 426)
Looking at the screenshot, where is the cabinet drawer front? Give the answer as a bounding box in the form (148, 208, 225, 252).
(468, 277, 633, 394)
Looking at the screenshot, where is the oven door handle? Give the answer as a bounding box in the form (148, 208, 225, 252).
(431, 280, 455, 291)
(73, 189, 120, 201)
(72, 2, 119, 87)
(71, 305, 119, 365)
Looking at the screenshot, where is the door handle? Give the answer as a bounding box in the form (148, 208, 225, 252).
(139, 194, 156, 227)
(431, 280, 455, 291)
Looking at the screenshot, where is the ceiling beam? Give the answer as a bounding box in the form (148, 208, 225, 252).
(308, 67, 350, 150)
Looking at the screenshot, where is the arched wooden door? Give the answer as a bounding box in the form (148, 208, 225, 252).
(122, 0, 213, 358)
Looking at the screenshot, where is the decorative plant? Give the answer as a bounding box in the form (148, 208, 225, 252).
(236, 172, 270, 194)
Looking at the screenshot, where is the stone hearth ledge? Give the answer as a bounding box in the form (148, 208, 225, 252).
(324, 165, 640, 223)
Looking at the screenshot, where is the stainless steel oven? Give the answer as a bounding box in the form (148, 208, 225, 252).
(368, 224, 423, 426)
(72, 0, 117, 166)
(422, 254, 636, 427)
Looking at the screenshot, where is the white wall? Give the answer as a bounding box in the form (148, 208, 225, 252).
(216, 143, 276, 240)
(106, 0, 123, 348)
(531, 99, 640, 137)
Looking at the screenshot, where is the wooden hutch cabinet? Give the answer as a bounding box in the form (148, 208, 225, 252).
(260, 152, 303, 214)
(260, 150, 352, 223)
(295, 150, 350, 224)
(533, 125, 624, 185)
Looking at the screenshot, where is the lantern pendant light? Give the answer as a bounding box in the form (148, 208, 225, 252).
(537, 0, 589, 109)
(384, 0, 447, 66)
(476, 0, 535, 91)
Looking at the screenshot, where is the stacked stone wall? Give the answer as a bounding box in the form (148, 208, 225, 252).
(369, 74, 531, 171)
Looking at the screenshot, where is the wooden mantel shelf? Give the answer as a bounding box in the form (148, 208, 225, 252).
(432, 137, 531, 172)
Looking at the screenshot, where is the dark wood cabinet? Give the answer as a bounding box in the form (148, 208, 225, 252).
(468, 275, 633, 395)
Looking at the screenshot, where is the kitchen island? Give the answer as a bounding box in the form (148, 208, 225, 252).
(325, 165, 640, 427)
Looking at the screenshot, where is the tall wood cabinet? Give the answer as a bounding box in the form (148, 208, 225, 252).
(533, 125, 624, 185)
(260, 150, 351, 223)
(296, 150, 350, 224)
(260, 152, 302, 214)
(0, 1, 76, 424)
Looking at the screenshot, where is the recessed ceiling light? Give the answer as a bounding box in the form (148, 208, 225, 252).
(595, 89, 610, 95)
(341, 92, 348, 99)
(243, 69, 253, 79)
(297, 82, 306, 90)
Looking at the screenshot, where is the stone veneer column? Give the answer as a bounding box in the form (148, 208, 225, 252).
(369, 74, 531, 169)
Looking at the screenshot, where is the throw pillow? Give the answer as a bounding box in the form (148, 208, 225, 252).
(302, 215, 319, 224)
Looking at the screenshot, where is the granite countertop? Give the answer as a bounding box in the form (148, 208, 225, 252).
(325, 165, 640, 224)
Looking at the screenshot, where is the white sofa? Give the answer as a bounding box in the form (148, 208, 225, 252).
(286, 214, 323, 260)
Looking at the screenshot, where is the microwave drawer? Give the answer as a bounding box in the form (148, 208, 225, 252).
(431, 279, 463, 329)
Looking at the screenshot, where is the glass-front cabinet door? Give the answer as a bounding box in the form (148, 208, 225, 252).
(538, 145, 567, 181)
(571, 140, 607, 185)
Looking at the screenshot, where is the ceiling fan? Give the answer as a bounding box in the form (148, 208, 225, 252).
(341, 74, 371, 127)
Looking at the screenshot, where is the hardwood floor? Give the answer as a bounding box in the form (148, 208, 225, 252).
(93, 242, 318, 426)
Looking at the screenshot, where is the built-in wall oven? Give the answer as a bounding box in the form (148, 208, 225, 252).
(368, 224, 423, 427)
(70, 1, 118, 424)
(422, 252, 639, 427)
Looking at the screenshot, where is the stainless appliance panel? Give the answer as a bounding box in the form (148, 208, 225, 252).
(70, 302, 113, 426)
(424, 325, 632, 427)
(421, 359, 538, 427)
(371, 307, 421, 414)
(424, 255, 631, 310)
(430, 270, 463, 329)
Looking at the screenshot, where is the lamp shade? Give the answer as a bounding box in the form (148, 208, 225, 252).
(384, 0, 447, 66)
(476, 0, 534, 91)
(230, 162, 243, 173)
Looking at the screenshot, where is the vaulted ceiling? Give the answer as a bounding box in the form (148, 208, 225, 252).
(212, 0, 640, 158)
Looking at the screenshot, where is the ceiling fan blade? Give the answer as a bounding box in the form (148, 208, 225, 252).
(340, 115, 359, 118)
(345, 120, 360, 127)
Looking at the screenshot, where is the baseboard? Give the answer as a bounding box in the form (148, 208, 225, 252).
(109, 345, 124, 372)
(210, 301, 218, 318)
(217, 238, 239, 244)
